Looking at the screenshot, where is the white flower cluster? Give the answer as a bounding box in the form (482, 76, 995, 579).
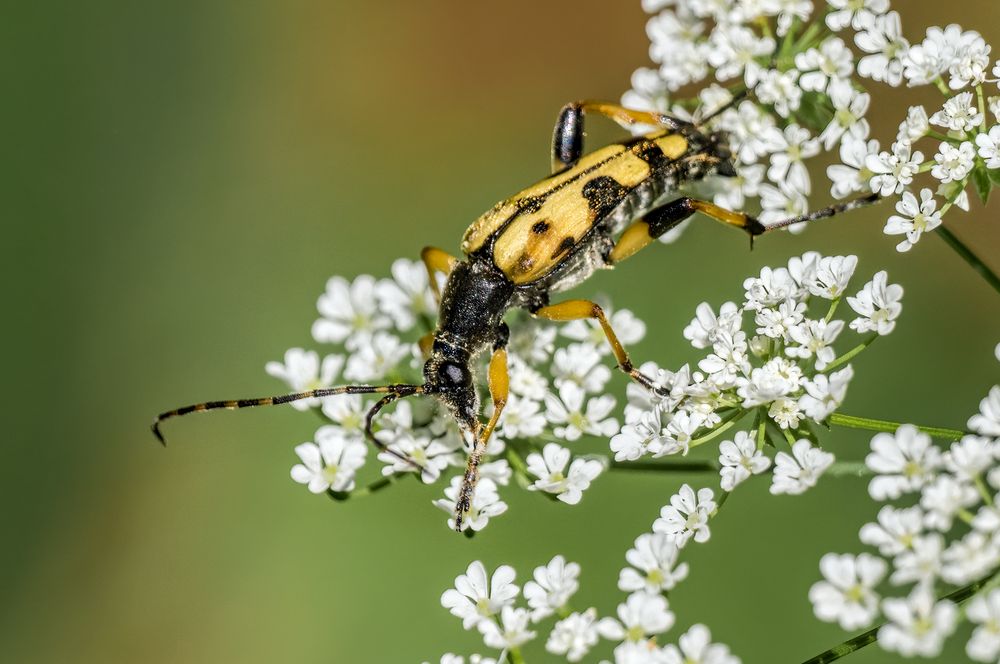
(269, 258, 650, 530)
(810, 350, 1000, 660)
(612, 251, 902, 496)
(434, 500, 741, 664)
(627, 0, 1000, 252)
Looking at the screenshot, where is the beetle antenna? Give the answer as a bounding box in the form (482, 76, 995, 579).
(757, 192, 883, 233)
(152, 383, 424, 445)
(698, 87, 751, 126)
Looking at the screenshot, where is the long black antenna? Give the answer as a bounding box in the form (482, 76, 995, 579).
(151, 383, 423, 445)
(698, 87, 751, 126)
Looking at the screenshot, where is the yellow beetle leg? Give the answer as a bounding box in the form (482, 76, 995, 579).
(420, 246, 459, 304)
(608, 219, 655, 264)
(480, 348, 509, 449)
(610, 194, 884, 260)
(608, 198, 766, 268)
(418, 332, 435, 360)
(454, 347, 508, 531)
(533, 300, 658, 390)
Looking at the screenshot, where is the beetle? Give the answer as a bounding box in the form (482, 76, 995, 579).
(152, 100, 880, 530)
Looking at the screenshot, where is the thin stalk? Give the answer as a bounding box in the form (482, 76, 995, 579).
(826, 461, 871, 478)
(829, 413, 967, 440)
(713, 489, 731, 515)
(974, 474, 995, 506)
(756, 416, 768, 451)
(689, 418, 740, 449)
(506, 446, 532, 490)
(689, 410, 748, 450)
(824, 297, 840, 323)
(823, 333, 878, 372)
(612, 459, 870, 478)
(926, 128, 958, 143)
(936, 225, 1000, 297)
(800, 566, 1000, 664)
(610, 459, 719, 473)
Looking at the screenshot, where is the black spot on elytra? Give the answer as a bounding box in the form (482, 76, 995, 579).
(550, 236, 575, 259)
(636, 140, 670, 168)
(515, 253, 534, 274)
(519, 196, 544, 213)
(531, 220, 551, 235)
(581, 176, 628, 217)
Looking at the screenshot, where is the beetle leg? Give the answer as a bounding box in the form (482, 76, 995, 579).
(418, 332, 435, 359)
(454, 346, 508, 531)
(420, 246, 459, 304)
(551, 101, 689, 172)
(533, 300, 659, 392)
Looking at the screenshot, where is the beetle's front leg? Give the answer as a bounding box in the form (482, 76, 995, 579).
(551, 101, 689, 172)
(454, 342, 508, 531)
(420, 245, 458, 304)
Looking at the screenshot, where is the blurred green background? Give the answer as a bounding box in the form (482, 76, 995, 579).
(4, 1, 1000, 662)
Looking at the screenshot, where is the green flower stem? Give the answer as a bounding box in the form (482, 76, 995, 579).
(506, 446, 532, 490)
(792, 19, 827, 54)
(689, 410, 748, 450)
(800, 566, 1000, 664)
(936, 225, 1000, 297)
(609, 459, 720, 473)
(828, 413, 967, 440)
(926, 128, 958, 143)
(712, 489, 731, 516)
(825, 461, 872, 478)
(756, 416, 768, 451)
(938, 176, 970, 217)
(824, 297, 841, 323)
(508, 647, 525, 664)
(822, 333, 879, 372)
(975, 475, 995, 506)
(610, 459, 869, 478)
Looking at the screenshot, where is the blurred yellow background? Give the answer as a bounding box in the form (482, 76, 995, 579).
(3, 1, 1000, 662)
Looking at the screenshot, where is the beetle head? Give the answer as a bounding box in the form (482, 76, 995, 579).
(423, 354, 481, 434)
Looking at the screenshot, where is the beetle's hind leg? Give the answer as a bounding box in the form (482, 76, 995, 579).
(551, 101, 689, 172)
(608, 193, 884, 262)
(532, 300, 660, 393)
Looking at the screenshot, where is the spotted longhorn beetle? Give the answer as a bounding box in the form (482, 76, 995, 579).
(153, 100, 880, 531)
